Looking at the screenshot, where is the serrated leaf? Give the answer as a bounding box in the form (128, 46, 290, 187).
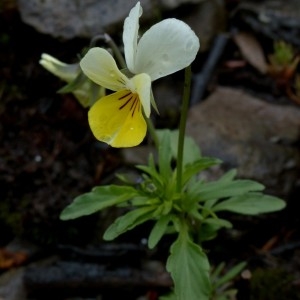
(166, 231, 211, 300)
(213, 193, 286, 215)
(60, 185, 138, 220)
(148, 215, 171, 249)
(103, 206, 156, 240)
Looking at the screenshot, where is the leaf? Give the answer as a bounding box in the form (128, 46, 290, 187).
(57, 71, 87, 93)
(159, 292, 177, 300)
(103, 206, 156, 240)
(211, 262, 226, 281)
(0, 249, 27, 270)
(166, 231, 211, 300)
(182, 157, 221, 185)
(148, 215, 171, 249)
(203, 218, 232, 229)
(198, 218, 232, 243)
(60, 185, 138, 220)
(136, 154, 163, 187)
(233, 32, 268, 74)
(190, 179, 264, 203)
(156, 129, 201, 165)
(213, 193, 286, 215)
(158, 130, 173, 179)
(213, 261, 247, 288)
(218, 169, 237, 183)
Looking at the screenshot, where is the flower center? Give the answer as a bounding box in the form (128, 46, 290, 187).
(118, 90, 140, 117)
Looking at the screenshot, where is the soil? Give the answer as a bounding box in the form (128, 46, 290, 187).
(1, 2, 300, 300)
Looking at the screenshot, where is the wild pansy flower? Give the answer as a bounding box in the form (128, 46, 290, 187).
(39, 54, 104, 107)
(80, 1, 200, 147)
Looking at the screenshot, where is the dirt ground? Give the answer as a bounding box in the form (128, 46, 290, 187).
(1, 2, 300, 300)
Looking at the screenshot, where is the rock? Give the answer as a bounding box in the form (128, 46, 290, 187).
(0, 268, 26, 300)
(17, 0, 155, 40)
(186, 86, 300, 197)
(181, 0, 227, 52)
(235, 0, 300, 47)
(24, 259, 172, 298)
(160, 0, 205, 9)
(17, 0, 226, 49)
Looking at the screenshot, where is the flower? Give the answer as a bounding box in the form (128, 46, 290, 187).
(39, 54, 104, 107)
(80, 1, 200, 147)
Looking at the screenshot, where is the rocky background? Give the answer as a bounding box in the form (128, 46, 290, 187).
(1, 0, 300, 299)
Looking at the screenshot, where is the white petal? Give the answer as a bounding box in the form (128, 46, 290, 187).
(39, 53, 79, 82)
(123, 1, 142, 73)
(131, 73, 151, 117)
(80, 48, 129, 91)
(134, 18, 200, 81)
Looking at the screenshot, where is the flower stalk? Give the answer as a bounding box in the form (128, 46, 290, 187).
(176, 65, 192, 192)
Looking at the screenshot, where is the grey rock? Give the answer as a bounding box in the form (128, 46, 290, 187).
(182, 0, 227, 52)
(0, 268, 26, 300)
(236, 0, 300, 47)
(159, 0, 205, 9)
(186, 87, 300, 197)
(6, 238, 40, 259)
(17, 0, 155, 40)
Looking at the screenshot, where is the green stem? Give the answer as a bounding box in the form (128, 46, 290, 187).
(145, 115, 159, 149)
(176, 65, 192, 192)
(104, 34, 127, 69)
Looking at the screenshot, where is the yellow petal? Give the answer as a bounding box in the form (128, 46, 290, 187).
(88, 90, 147, 147)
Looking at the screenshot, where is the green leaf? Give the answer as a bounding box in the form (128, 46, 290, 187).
(198, 218, 232, 243)
(60, 185, 138, 220)
(218, 169, 237, 182)
(156, 129, 201, 165)
(211, 262, 226, 280)
(203, 218, 232, 229)
(182, 157, 221, 185)
(148, 215, 171, 249)
(213, 193, 286, 215)
(103, 206, 156, 240)
(213, 261, 247, 288)
(137, 154, 163, 187)
(190, 179, 265, 203)
(166, 231, 211, 300)
(159, 292, 177, 300)
(57, 71, 86, 94)
(158, 130, 173, 179)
